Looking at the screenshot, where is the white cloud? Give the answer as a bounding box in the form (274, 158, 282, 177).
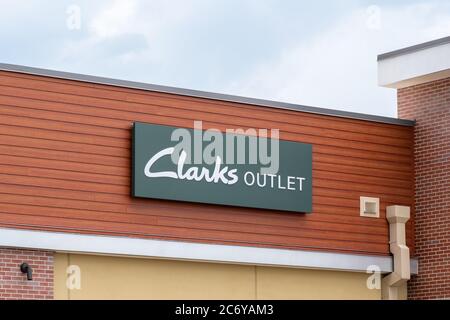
(56, 0, 204, 74)
(225, 3, 450, 117)
(91, 0, 138, 38)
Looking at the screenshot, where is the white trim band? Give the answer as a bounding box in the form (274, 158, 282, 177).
(378, 38, 450, 89)
(0, 227, 418, 274)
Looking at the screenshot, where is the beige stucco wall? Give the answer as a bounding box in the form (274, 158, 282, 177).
(54, 253, 381, 300)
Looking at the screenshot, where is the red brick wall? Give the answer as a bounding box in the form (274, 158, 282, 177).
(397, 77, 450, 300)
(0, 248, 54, 300)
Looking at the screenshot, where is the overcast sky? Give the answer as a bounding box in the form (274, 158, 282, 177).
(1, 0, 449, 117)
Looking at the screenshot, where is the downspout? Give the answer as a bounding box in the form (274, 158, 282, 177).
(382, 205, 411, 300)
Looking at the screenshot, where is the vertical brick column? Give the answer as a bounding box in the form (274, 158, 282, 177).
(0, 248, 54, 300)
(397, 77, 450, 299)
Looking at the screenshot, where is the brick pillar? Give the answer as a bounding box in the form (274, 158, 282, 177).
(397, 77, 450, 299)
(0, 248, 54, 300)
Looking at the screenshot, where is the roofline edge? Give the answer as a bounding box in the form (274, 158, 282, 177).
(377, 36, 450, 61)
(0, 62, 415, 127)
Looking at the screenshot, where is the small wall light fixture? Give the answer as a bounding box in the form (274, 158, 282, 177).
(20, 263, 33, 281)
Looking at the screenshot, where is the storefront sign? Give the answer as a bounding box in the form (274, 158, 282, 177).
(132, 122, 312, 213)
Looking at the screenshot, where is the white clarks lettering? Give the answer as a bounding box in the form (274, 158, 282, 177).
(144, 147, 306, 191)
(144, 147, 238, 185)
(144, 147, 178, 179)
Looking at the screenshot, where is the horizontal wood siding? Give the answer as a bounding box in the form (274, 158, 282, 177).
(0, 71, 415, 256)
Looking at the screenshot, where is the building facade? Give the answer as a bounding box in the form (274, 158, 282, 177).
(379, 36, 450, 299)
(0, 37, 448, 300)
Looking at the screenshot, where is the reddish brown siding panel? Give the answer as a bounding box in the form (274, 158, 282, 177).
(0, 71, 415, 256)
